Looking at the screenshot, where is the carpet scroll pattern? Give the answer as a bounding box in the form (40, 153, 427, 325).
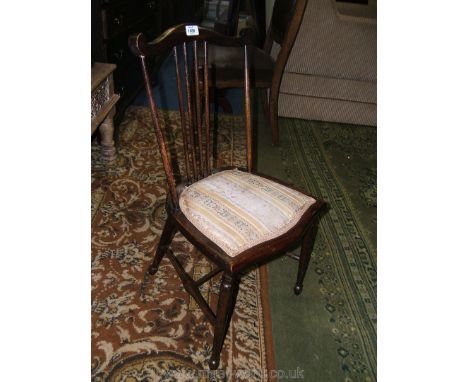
(92, 106, 274, 381)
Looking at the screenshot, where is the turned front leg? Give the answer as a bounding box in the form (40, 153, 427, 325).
(209, 272, 239, 370)
(294, 221, 319, 295)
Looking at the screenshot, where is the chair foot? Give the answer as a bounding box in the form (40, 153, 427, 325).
(209, 357, 220, 370)
(147, 247, 167, 276)
(294, 284, 303, 295)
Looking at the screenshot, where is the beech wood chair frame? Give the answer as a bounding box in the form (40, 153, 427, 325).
(129, 24, 325, 370)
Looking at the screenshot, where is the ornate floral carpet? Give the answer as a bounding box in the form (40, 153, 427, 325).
(259, 118, 377, 381)
(92, 106, 276, 381)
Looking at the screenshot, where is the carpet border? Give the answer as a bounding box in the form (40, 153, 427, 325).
(259, 264, 277, 382)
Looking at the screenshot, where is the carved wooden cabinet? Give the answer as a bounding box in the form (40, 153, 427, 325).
(92, 62, 120, 162)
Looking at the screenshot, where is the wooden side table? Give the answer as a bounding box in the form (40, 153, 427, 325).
(92, 62, 120, 162)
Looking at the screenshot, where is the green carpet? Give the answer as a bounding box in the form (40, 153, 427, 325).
(256, 115, 376, 381)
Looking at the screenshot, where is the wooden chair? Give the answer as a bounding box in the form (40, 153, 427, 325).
(129, 23, 325, 370)
(206, 0, 309, 144)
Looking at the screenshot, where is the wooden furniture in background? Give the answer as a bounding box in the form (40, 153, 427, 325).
(92, 0, 204, 127)
(129, 24, 326, 370)
(201, 0, 242, 36)
(238, 0, 266, 45)
(204, 0, 308, 145)
(92, 62, 119, 162)
(92, 0, 165, 126)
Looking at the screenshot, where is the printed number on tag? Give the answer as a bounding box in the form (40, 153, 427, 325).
(185, 25, 199, 36)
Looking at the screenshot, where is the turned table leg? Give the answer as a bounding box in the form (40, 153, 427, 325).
(98, 110, 117, 162)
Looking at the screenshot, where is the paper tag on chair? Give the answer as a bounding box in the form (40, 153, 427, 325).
(185, 25, 199, 36)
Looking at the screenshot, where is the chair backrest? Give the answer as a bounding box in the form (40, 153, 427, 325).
(266, 0, 308, 49)
(129, 24, 252, 207)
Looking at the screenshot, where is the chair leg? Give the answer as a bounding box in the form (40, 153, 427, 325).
(148, 215, 177, 275)
(209, 272, 239, 370)
(294, 221, 319, 295)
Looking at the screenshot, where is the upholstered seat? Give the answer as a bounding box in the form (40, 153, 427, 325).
(179, 169, 316, 257)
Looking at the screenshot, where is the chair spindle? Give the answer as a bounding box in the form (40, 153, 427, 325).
(203, 41, 211, 175)
(182, 42, 199, 181)
(243, 45, 253, 172)
(173, 46, 192, 183)
(193, 40, 205, 178)
(139, 55, 178, 205)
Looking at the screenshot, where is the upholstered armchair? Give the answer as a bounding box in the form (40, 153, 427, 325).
(273, 0, 377, 126)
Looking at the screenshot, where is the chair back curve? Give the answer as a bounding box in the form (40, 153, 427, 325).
(129, 24, 253, 208)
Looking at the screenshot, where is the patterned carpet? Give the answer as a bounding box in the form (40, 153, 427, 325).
(260, 118, 376, 381)
(91, 106, 275, 381)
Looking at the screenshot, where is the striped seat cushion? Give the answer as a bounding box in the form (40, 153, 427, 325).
(179, 169, 316, 257)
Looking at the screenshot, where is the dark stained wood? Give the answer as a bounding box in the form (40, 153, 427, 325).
(193, 40, 205, 177)
(183, 41, 199, 181)
(139, 55, 178, 205)
(268, 0, 308, 145)
(129, 24, 326, 370)
(294, 216, 321, 295)
(128, 25, 249, 59)
(166, 249, 216, 325)
(209, 273, 239, 369)
(203, 41, 211, 175)
(204, 0, 309, 145)
(195, 267, 222, 287)
(171, 0, 204, 25)
(173, 46, 192, 182)
(91, 62, 119, 162)
(250, 0, 266, 45)
(244, 45, 253, 173)
(270, 0, 300, 45)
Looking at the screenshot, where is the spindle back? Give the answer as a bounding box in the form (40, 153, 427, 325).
(129, 24, 252, 208)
